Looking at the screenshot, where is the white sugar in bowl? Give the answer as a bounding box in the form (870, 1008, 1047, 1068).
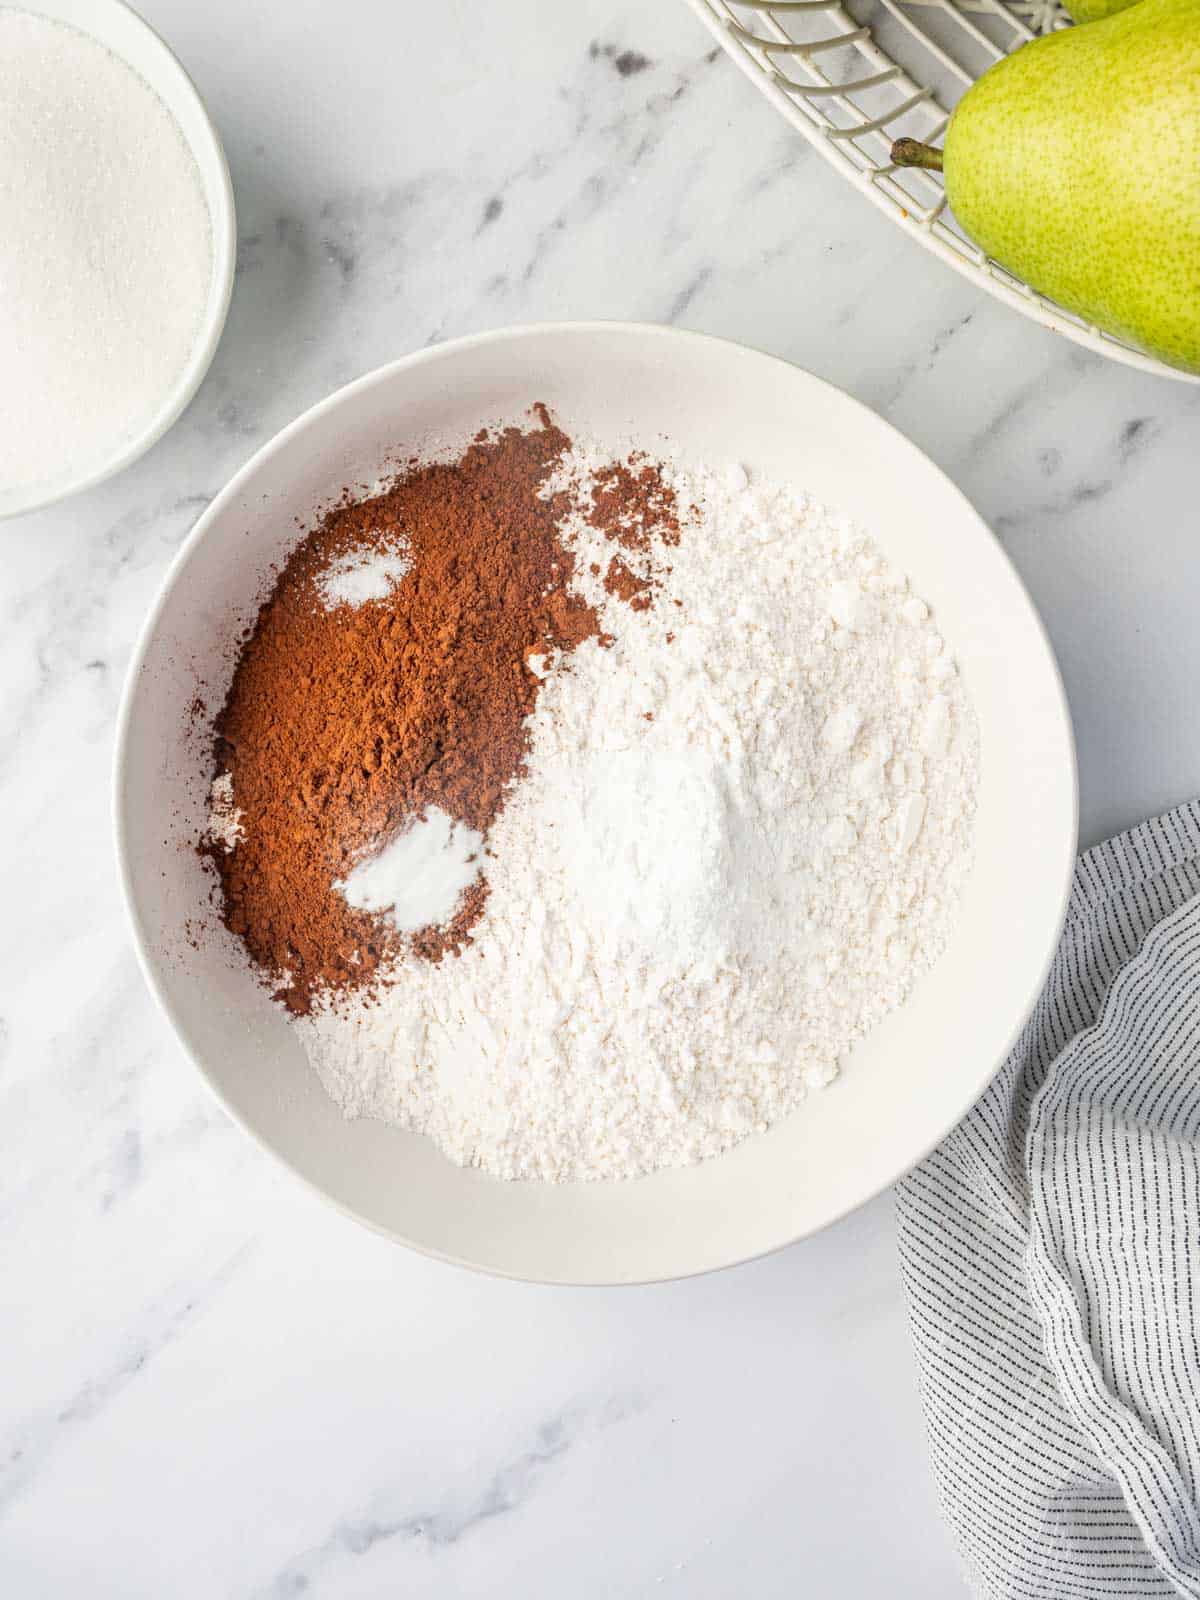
(0, 0, 235, 518)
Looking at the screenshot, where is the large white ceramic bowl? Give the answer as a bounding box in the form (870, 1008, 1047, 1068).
(2, 0, 236, 519)
(115, 323, 1077, 1284)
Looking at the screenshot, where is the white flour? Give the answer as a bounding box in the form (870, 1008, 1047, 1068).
(294, 450, 980, 1181)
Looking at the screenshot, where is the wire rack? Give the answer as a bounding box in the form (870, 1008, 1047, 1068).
(688, 0, 1197, 384)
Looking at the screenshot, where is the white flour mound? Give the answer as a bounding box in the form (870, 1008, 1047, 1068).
(297, 450, 979, 1181)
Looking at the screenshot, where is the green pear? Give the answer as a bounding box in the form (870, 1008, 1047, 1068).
(1063, 0, 1141, 21)
(892, 0, 1200, 375)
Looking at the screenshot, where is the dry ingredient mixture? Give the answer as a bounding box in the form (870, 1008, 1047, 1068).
(205, 410, 979, 1181)
(0, 8, 212, 494)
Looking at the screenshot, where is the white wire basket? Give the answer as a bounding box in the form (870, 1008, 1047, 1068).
(688, 0, 1198, 384)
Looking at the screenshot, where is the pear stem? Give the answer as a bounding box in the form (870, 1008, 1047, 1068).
(890, 137, 944, 174)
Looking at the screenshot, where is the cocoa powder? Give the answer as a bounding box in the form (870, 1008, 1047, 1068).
(603, 554, 654, 611)
(586, 457, 681, 551)
(207, 414, 679, 1015)
(588, 456, 680, 614)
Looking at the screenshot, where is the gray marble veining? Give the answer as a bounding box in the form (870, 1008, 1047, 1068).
(258, 1392, 650, 1599)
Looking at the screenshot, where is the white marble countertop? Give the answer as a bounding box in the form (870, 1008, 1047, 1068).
(4, 1, 1199, 1593)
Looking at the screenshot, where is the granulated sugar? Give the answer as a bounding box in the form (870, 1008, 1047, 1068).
(296, 449, 979, 1181)
(0, 9, 212, 493)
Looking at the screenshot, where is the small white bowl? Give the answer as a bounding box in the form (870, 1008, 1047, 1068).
(1, 0, 236, 520)
(115, 323, 1078, 1284)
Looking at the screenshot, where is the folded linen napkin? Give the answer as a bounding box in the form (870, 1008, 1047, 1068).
(897, 803, 1200, 1599)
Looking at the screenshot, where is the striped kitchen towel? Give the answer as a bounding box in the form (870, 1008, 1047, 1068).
(897, 802, 1200, 1600)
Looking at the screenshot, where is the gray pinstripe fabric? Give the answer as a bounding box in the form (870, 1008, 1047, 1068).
(898, 803, 1200, 1599)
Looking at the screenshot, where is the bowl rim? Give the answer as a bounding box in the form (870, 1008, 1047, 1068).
(113, 320, 1079, 1284)
(1, 0, 237, 520)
